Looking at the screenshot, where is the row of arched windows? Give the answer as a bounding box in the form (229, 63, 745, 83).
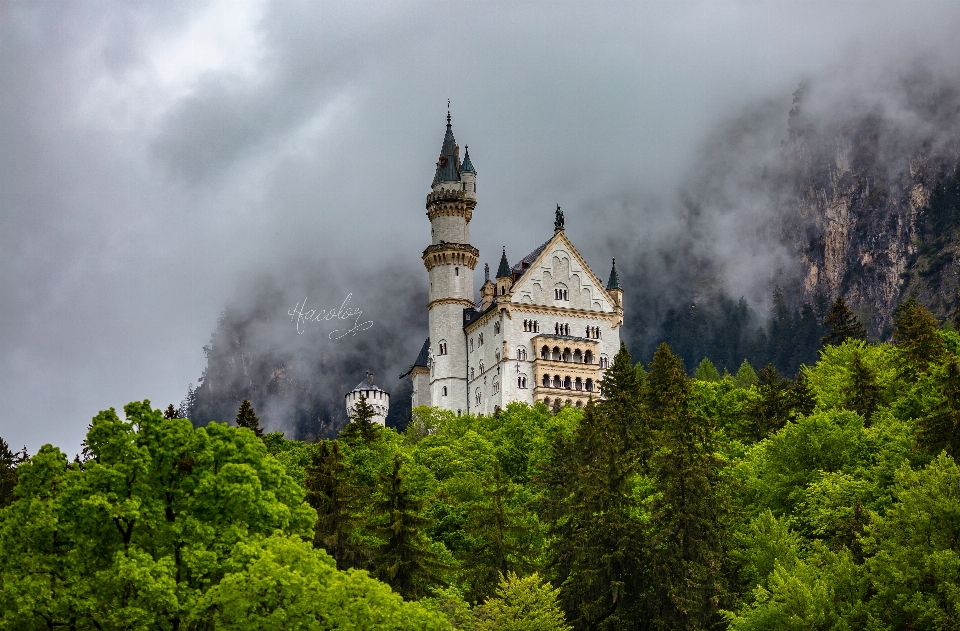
(540, 345, 596, 364)
(554, 288, 569, 300)
(555, 322, 570, 336)
(586, 326, 601, 339)
(541, 374, 595, 391)
(517, 376, 527, 388)
(544, 397, 586, 409)
(516, 348, 527, 361)
(523, 319, 539, 332)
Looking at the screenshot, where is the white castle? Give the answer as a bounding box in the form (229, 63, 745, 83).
(401, 112, 624, 415)
(344, 372, 390, 426)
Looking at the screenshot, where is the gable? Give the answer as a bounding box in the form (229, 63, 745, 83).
(509, 233, 613, 312)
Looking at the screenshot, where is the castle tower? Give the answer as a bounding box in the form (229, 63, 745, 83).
(422, 110, 478, 412)
(344, 372, 389, 425)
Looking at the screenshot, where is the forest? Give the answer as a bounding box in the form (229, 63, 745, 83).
(2, 296, 960, 630)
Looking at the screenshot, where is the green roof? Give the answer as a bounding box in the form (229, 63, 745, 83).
(432, 112, 461, 185)
(496, 247, 510, 278)
(606, 258, 621, 290)
(460, 146, 475, 173)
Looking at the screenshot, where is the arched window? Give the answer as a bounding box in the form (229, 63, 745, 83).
(470, 367, 475, 380)
(493, 380, 500, 395)
(552, 346, 561, 361)
(438, 341, 447, 355)
(563, 376, 572, 389)
(442, 386, 448, 396)
(479, 361, 485, 373)
(518, 376, 527, 389)
(597, 329, 601, 339)
(470, 338, 474, 352)
(541, 346, 549, 360)
(495, 352, 501, 364)
(501, 286, 506, 295)
(542, 374, 550, 387)
(478, 333, 484, 346)
(517, 348, 527, 361)
(553, 375, 562, 388)
(573, 349, 582, 363)
(494, 321, 501, 335)
(455, 267, 459, 276)
(584, 350, 594, 364)
(575, 377, 583, 390)
(533, 320, 539, 332)
(586, 378, 593, 392)
(562, 348, 571, 362)
(476, 389, 481, 405)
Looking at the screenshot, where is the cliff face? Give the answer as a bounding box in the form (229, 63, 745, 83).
(781, 78, 960, 335)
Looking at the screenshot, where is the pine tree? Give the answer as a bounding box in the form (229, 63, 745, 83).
(370, 453, 443, 599)
(917, 357, 960, 457)
(845, 351, 882, 428)
(235, 398, 264, 438)
(0, 437, 25, 509)
(821, 295, 867, 346)
(788, 372, 816, 418)
(693, 358, 721, 382)
(734, 359, 758, 388)
(893, 297, 946, 373)
(339, 395, 381, 445)
(600, 342, 646, 465)
(648, 343, 726, 631)
(163, 404, 179, 420)
(304, 440, 360, 570)
(742, 364, 792, 441)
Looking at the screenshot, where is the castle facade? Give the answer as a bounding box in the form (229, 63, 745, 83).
(402, 113, 623, 415)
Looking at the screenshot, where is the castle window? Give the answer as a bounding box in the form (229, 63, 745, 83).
(471, 367, 475, 380)
(494, 322, 501, 335)
(479, 333, 484, 346)
(575, 377, 583, 390)
(573, 349, 583, 363)
(541, 346, 549, 360)
(495, 352, 501, 363)
(470, 338, 474, 352)
(584, 350, 594, 364)
(599, 356, 609, 369)
(438, 341, 447, 355)
(553, 375, 562, 388)
(442, 386, 448, 396)
(535, 321, 539, 332)
(586, 378, 593, 392)
(562, 348, 571, 362)
(493, 380, 500, 395)
(476, 389, 482, 405)
(455, 267, 459, 276)
(518, 375, 527, 388)
(552, 346, 561, 361)
(517, 348, 527, 361)
(564, 376, 572, 389)
(542, 374, 550, 387)
(479, 361, 485, 373)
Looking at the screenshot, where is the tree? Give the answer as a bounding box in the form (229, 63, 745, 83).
(734, 359, 758, 388)
(845, 350, 882, 428)
(821, 295, 867, 346)
(694, 358, 721, 383)
(305, 440, 361, 570)
(370, 453, 444, 599)
(742, 364, 793, 441)
(163, 404, 180, 419)
(893, 297, 945, 373)
(340, 395, 382, 445)
(649, 343, 726, 631)
(474, 572, 572, 631)
(917, 357, 960, 458)
(0, 437, 25, 508)
(235, 398, 264, 437)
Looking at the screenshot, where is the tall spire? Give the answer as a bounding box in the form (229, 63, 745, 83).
(496, 247, 511, 278)
(461, 145, 475, 173)
(432, 105, 461, 185)
(606, 258, 621, 290)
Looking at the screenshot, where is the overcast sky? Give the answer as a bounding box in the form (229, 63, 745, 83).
(4, 0, 960, 454)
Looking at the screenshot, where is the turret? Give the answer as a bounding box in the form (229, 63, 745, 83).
(344, 372, 389, 426)
(496, 247, 513, 297)
(460, 146, 476, 201)
(606, 258, 623, 311)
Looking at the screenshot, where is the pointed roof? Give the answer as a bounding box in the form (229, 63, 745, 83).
(606, 258, 621, 290)
(432, 110, 461, 185)
(399, 338, 430, 378)
(461, 146, 475, 173)
(496, 247, 511, 278)
(351, 371, 385, 393)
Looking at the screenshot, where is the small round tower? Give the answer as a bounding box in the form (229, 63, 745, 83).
(344, 372, 390, 426)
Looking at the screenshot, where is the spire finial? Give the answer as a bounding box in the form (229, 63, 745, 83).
(447, 99, 451, 127)
(484, 263, 490, 283)
(554, 204, 565, 232)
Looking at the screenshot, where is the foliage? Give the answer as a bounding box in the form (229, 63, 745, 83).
(821, 295, 867, 346)
(473, 572, 572, 631)
(236, 398, 264, 437)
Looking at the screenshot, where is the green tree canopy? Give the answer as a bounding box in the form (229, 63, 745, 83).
(821, 295, 867, 346)
(236, 398, 264, 437)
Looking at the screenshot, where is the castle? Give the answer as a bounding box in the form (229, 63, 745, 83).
(401, 112, 624, 415)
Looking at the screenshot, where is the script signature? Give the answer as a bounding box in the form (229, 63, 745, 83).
(287, 294, 374, 339)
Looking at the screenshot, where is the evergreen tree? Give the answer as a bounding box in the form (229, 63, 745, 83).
(339, 395, 382, 445)
(601, 342, 646, 465)
(370, 453, 443, 599)
(789, 372, 816, 418)
(163, 404, 179, 419)
(235, 398, 264, 437)
(648, 343, 726, 631)
(734, 359, 758, 388)
(304, 440, 360, 570)
(917, 357, 960, 458)
(742, 364, 792, 441)
(893, 297, 946, 373)
(0, 437, 25, 509)
(845, 351, 882, 428)
(821, 295, 867, 346)
(694, 358, 721, 382)
(474, 572, 573, 631)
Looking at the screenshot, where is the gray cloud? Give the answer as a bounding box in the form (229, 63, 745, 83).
(5, 0, 960, 453)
